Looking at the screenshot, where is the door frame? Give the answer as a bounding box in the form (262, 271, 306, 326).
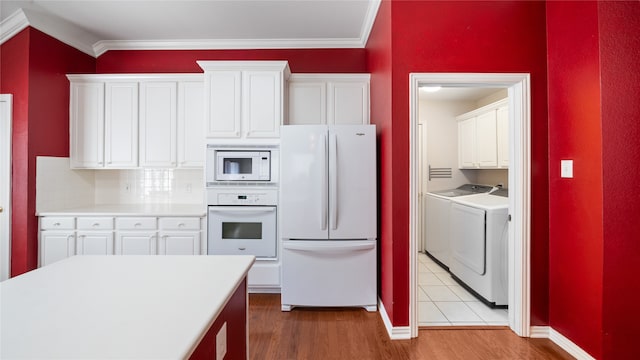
(1, 94, 13, 281)
(408, 73, 531, 337)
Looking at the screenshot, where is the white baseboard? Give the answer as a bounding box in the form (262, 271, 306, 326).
(378, 298, 411, 340)
(530, 326, 595, 360)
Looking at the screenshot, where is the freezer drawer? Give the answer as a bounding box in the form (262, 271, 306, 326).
(281, 240, 377, 311)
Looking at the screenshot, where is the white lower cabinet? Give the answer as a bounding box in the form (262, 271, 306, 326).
(39, 215, 204, 265)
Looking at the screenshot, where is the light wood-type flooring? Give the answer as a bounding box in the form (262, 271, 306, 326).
(248, 294, 574, 360)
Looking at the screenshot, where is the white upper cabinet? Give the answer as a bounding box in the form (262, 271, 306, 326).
(68, 74, 204, 169)
(288, 74, 370, 125)
(105, 82, 138, 168)
(139, 81, 177, 167)
(198, 61, 290, 139)
(457, 99, 508, 169)
(178, 81, 205, 167)
(69, 80, 104, 168)
(496, 105, 509, 168)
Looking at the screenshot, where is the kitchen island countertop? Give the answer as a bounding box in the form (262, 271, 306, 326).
(0, 255, 254, 359)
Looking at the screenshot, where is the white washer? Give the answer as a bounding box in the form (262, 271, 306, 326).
(425, 184, 493, 269)
(449, 192, 509, 307)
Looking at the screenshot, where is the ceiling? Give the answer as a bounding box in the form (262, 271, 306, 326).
(0, 0, 380, 57)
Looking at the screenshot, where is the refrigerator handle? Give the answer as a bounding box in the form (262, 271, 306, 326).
(321, 133, 328, 230)
(329, 132, 338, 230)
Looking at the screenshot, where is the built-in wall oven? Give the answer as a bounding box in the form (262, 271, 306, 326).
(206, 144, 279, 258)
(207, 189, 277, 258)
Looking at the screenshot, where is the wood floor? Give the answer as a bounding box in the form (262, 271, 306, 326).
(248, 294, 574, 360)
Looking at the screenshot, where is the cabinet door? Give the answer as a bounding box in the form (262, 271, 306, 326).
(115, 232, 157, 255)
(243, 70, 282, 138)
(458, 117, 477, 168)
(105, 82, 138, 168)
(76, 231, 114, 255)
(159, 232, 201, 255)
(206, 71, 241, 138)
(40, 231, 75, 266)
(475, 110, 498, 168)
(177, 81, 205, 168)
(140, 82, 177, 167)
(70, 81, 104, 168)
(288, 81, 326, 125)
(327, 81, 369, 125)
(497, 106, 509, 168)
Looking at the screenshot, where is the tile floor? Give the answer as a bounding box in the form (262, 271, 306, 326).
(418, 252, 508, 327)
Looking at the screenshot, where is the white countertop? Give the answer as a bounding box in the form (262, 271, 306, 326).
(0, 255, 255, 359)
(36, 203, 206, 216)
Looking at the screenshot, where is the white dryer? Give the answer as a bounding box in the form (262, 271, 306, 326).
(449, 192, 509, 307)
(425, 184, 493, 270)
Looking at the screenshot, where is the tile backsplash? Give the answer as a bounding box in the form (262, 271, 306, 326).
(36, 157, 204, 211)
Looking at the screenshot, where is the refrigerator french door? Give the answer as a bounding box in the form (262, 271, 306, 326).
(280, 125, 377, 311)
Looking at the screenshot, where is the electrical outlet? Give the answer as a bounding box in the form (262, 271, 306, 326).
(216, 322, 227, 360)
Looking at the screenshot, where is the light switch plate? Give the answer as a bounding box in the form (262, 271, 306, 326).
(561, 160, 573, 178)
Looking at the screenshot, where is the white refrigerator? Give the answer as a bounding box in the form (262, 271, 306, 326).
(280, 125, 377, 311)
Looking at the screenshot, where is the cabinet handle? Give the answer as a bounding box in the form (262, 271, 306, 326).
(92, 223, 99, 227)
(238, 247, 246, 251)
(54, 222, 61, 226)
(135, 223, 142, 227)
(178, 223, 185, 227)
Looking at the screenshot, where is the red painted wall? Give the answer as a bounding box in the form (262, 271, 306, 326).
(97, 49, 367, 73)
(0, 29, 31, 277)
(0, 27, 95, 276)
(366, 0, 549, 326)
(365, 0, 395, 322)
(599, 2, 640, 359)
(546, 3, 604, 358)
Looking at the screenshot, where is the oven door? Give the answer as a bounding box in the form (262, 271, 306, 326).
(208, 206, 277, 258)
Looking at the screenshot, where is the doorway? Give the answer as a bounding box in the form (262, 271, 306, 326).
(1, 94, 12, 281)
(408, 74, 531, 338)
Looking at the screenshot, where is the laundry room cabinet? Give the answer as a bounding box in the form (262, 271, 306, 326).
(67, 74, 204, 169)
(198, 61, 291, 139)
(457, 99, 508, 169)
(288, 74, 370, 125)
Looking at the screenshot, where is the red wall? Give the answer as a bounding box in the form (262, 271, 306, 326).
(97, 49, 367, 73)
(599, 2, 640, 359)
(546, 3, 604, 358)
(0, 27, 95, 276)
(366, 0, 549, 327)
(365, 0, 395, 322)
(0, 29, 31, 276)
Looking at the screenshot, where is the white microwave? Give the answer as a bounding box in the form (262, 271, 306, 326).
(206, 146, 276, 184)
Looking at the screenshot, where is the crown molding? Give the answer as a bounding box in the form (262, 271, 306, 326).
(0, 9, 29, 45)
(360, 0, 381, 47)
(93, 38, 366, 57)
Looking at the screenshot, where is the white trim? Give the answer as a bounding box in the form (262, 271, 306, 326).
(0, 9, 28, 45)
(378, 298, 412, 340)
(530, 326, 596, 360)
(408, 73, 531, 338)
(360, 0, 381, 47)
(549, 328, 596, 360)
(1, 94, 12, 281)
(529, 326, 550, 338)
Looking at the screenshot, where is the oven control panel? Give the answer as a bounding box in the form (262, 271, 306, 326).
(207, 188, 278, 206)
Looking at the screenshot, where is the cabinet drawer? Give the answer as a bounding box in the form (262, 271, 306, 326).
(40, 217, 75, 230)
(116, 217, 157, 230)
(159, 217, 201, 230)
(77, 217, 114, 230)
